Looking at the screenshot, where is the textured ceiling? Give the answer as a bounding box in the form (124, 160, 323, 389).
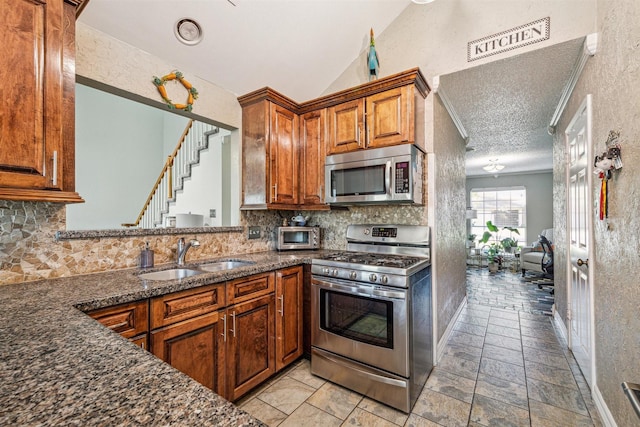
(78, 0, 411, 101)
(440, 38, 585, 177)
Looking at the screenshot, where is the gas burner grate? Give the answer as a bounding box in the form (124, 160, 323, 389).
(321, 252, 422, 269)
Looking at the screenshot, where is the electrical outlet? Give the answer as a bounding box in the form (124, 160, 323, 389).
(248, 226, 261, 239)
(209, 209, 216, 218)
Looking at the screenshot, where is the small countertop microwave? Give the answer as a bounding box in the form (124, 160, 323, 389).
(325, 144, 424, 205)
(275, 226, 320, 251)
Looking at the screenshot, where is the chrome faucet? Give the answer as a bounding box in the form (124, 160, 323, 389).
(177, 237, 200, 266)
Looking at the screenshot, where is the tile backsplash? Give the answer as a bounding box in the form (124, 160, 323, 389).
(0, 201, 427, 286)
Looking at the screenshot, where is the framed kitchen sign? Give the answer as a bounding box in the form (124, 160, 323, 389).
(468, 17, 550, 62)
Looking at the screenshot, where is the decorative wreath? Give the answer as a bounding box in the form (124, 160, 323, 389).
(152, 71, 199, 111)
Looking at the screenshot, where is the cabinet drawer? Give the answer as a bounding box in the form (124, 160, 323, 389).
(151, 283, 226, 329)
(88, 300, 149, 339)
(227, 272, 275, 305)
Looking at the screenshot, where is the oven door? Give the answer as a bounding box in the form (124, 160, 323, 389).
(311, 276, 409, 376)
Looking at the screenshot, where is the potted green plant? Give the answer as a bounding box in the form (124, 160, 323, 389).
(467, 234, 477, 248)
(483, 243, 502, 273)
(501, 236, 519, 253)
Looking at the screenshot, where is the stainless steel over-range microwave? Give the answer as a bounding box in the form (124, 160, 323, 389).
(325, 144, 424, 205)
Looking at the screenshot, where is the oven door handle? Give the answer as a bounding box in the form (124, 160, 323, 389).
(371, 288, 406, 299)
(314, 280, 360, 295)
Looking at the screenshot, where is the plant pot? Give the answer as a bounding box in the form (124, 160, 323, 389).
(488, 262, 499, 273)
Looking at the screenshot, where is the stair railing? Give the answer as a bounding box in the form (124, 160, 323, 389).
(123, 120, 217, 228)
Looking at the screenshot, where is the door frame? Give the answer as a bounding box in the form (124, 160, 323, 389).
(564, 94, 596, 389)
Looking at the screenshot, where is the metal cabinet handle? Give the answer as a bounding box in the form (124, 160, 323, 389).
(221, 314, 227, 342)
(272, 184, 278, 201)
(230, 312, 236, 338)
(139, 341, 145, 350)
(278, 295, 284, 316)
(52, 151, 58, 185)
(108, 321, 128, 330)
(577, 258, 589, 267)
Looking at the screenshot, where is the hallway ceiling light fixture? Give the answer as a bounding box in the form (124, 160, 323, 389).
(482, 159, 505, 173)
(412, 0, 436, 4)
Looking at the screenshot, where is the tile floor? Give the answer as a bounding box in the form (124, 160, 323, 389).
(238, 270, 603, 426)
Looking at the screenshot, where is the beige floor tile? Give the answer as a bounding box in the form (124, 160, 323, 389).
(286, 359, 326, 389)
(278, 402, 342, 427)
(489, 308, 520, 321)
(470, 394, 530, 426)
(425, 368, 476, 403)
(525, 359, 577, 389)
(527, 378, 589, 416)
(412, 389, 471, 427)
(438, 353, 481, 380)
(479, 357, 526, 385)
(404, 413, 441, 427)
(523, 346, 571, 370)
(454, 321, 487, 336)
(486, 323, 522, 339)
(484, 332, 522, 351)
(240, 397, 287, 427)
(306, 381, 363, 420)
(482, 343, 524, 366)
(487, 316, 519, 329)
(448, 330, 485, 349)
(357, 397, 409, 425)
(340, 407, 398, 427)
(257, 376, 317, 415)
(474, 373, 528, 409)
(528, 399, 594, 427)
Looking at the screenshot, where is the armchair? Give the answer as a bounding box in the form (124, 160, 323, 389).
(521, 228, 554, 277)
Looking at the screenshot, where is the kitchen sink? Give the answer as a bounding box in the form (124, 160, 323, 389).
(137, 268, 204, 281)
(198, 260, 256, 272)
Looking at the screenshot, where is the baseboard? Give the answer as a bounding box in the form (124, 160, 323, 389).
(553, 308, 568, 344)
(436, 296, 467, 364)
(593, 384, 618, 427)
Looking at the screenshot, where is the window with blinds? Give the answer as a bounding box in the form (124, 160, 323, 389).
(470, 186, 526, 245)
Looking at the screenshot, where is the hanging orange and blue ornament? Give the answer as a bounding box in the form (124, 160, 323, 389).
(368, 28, 380, 81)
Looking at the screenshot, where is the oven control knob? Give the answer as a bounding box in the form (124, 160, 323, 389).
(322, 268, 330, 275)
(349, 271, 357, 280)
(369, 273, 377, 282)
(381, 275, 389, 284)
(332, 269, 339, 277)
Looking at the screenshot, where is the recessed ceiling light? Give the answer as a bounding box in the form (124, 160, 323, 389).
(174, 18, 203, 46)
(412, 0, 436, 4)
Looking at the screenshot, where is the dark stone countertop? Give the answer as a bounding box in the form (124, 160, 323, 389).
(0, 250, 334, 426)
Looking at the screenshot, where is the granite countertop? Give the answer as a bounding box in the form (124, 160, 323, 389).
(0, 250, 333, 426)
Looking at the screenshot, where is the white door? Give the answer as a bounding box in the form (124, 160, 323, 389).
(565, 95, 595, 388)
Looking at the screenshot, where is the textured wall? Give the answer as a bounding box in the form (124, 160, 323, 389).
(432, 95, 467, 341)
(552, 1, 640, 424)
(76, 23, 242, 129)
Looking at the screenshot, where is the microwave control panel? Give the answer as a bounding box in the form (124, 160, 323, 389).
(394, 161, 410, 194)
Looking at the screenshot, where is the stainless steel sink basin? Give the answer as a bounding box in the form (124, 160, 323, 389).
(198, 260, 256, 272)
(138, 268, 204, 281)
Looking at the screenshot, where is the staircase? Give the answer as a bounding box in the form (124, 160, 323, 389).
(122, 120, 218, 228)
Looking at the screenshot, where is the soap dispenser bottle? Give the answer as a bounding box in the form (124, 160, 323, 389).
(140, 241, 154, 268)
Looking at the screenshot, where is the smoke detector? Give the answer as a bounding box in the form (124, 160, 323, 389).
(174, 18, 203, 46)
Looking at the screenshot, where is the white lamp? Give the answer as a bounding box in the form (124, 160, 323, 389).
(465, 208, 477, 219)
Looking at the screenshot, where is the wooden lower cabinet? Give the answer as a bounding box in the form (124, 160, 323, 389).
(275, 266, 303, 370)
(151, 311, 225, 395)
(225, 293, 276, 401)
(87, 300, 149, 349)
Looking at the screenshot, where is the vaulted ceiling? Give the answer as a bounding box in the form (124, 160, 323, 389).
(78, 1, 586, 177)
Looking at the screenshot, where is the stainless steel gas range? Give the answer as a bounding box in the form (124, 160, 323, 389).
(311, 224, 433, 413)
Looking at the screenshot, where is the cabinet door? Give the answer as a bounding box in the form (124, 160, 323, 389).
(226, 294, 275, 401)
(275, 266, 303, 371)
(151, 311, 225, 396)
(269, 103, 299, 205)
(150, 283, 225, 329)
(365, 86, 411, 149)
(0, 0, 63, 190)
(299, 109, 326, 206)
(327, 98, 365, 154)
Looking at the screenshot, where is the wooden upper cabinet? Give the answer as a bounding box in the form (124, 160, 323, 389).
(0, 0, 83, 203)
(269, 103, 299, 205)
(366, 86, 411, 149)
(299, 109, 326, 206)
(326, 99, 365, 155)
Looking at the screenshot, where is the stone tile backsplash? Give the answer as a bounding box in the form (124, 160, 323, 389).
(0, 201, 427, 286)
